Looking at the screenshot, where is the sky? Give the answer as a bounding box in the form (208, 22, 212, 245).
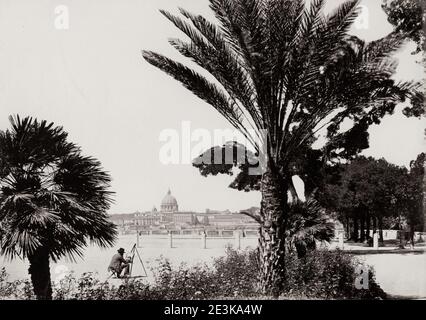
(0, 0, 424, 214)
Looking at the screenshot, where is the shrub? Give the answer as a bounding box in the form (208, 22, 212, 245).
(0, 248, 386, 300)
(148, 247, 259, 300)
(151, 258, 215, 300)
(54, 272, 113, 300)
(212, 246, 259, 298)
(0, 267, 34, 300)
(282, 250, 386, 299)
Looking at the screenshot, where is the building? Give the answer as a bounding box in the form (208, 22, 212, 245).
(109, 188, 258, 232)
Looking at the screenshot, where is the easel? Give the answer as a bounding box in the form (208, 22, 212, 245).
(127, 243, 148, 278)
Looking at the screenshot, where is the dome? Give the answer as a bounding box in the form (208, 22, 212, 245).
(161, 189, 177, 206)
(161, 189, 178, 212)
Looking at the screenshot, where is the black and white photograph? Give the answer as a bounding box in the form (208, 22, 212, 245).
(0, 0, 425, 311)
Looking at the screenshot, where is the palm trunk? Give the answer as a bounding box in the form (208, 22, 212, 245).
(28, 246, 52, 300)
(258, 170, 288, 297)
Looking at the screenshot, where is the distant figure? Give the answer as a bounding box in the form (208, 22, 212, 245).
(108, 248, 132, 278)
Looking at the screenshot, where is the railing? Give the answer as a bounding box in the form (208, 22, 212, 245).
(123, 229, 259, 237)
(131, 229, 259, 249)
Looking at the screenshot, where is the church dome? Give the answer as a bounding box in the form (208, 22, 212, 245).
(161, 189, 178, 212)
(161, 189, 177, 206)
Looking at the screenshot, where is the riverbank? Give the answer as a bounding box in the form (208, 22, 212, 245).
(1, 235, 425, 299)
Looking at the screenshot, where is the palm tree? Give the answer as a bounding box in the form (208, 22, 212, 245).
(142, 0, 422, 295)
(0, 116, 117, 299)
(285, 198, 335, 258)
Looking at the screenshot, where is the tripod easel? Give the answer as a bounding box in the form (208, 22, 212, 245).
(128, 243, 148, 278)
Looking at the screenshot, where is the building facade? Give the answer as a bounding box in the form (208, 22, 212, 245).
(109, 189, 258, 232)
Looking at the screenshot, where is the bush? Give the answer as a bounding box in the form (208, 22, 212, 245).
(0, 248, 386, 300)
(148, 247, 259, 299)
(282, 250, 386, 299)
(151, 259, 215, 299)
(0, 267, 34, 300)
(212, 246, 259, 298)
(54, 272, 112, 300)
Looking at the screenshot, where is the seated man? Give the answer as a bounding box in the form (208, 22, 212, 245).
(108, 248, 132, 278)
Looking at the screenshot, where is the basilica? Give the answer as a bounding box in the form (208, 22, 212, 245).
(110, 189, 344, 240)
(114, 189, 258, 231)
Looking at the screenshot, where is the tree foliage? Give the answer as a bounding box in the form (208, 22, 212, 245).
(320, 155, 425, 239)
(0, 115, 117, 262)
(382, 0, 426, 117)
(382, 0, 425, 52)
(143, 0, 422, 180)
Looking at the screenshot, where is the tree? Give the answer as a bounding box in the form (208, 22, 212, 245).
(382, 0, 426, 117)
(285, 198, 335, 258)
(142, 0, 422, 295)
(406, 153, 425, 237)
(320, 156, 424, 246)
(0, 116, 117, 299)
(382, 0, 425, 54)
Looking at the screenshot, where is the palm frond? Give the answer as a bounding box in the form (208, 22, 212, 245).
(142, 50, 262, 148)
(174, 8, 262, 129)
(285, 198, 335, 257)
(143, 0, 421, 170)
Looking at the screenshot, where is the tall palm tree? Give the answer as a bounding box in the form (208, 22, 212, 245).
(0, 116, 117, 299)
(142, 0, 422, 295)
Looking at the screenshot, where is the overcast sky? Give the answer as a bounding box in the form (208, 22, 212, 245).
(0, 0, 424, 214)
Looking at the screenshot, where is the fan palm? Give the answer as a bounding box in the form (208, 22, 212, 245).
(285, 198, 335, 258)
(0, 116, 117, 299)
(142, 0, 422, 295)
